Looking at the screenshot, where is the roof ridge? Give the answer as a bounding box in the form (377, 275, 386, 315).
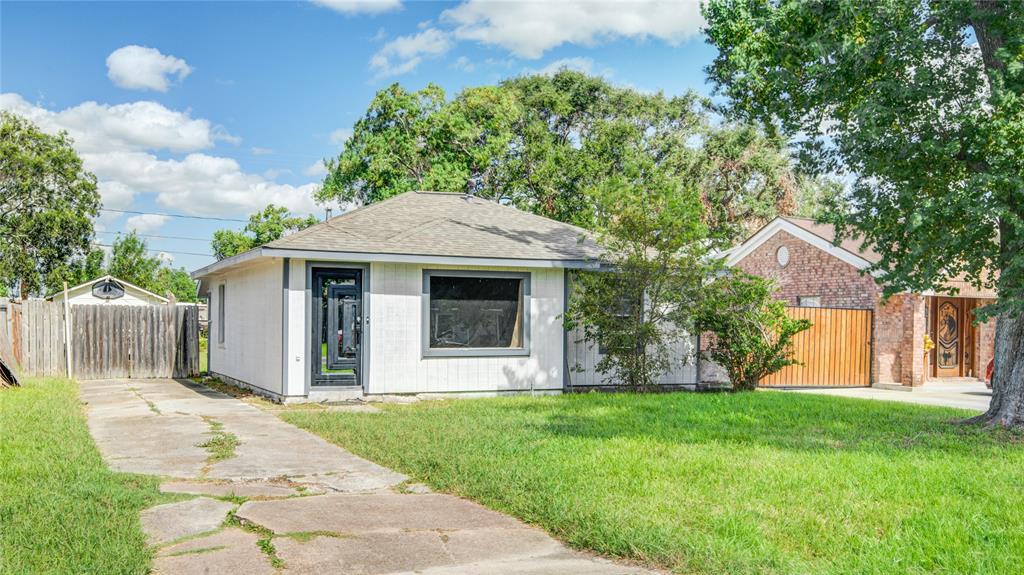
(266, 191, 419, 247)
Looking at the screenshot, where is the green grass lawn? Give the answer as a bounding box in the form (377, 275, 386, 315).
(0, 378, 167, 574)
(283, 391, 1024, 575)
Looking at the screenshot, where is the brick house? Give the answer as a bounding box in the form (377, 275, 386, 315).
(726, 216, 996, 388)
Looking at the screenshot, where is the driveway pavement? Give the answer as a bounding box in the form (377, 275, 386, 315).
(80, 379, 656, 575)
(786, 380, 992, 411)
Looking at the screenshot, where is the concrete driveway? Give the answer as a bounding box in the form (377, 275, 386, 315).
(80, 379, 656, 575)
(786, 380, 992, 412)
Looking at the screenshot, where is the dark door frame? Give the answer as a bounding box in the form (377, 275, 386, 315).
(306, 264, 369, 391)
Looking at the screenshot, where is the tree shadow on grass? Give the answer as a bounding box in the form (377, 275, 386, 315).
(515, 392, 1024, 456)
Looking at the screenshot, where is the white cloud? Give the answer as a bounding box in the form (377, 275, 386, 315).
(97, 181, 136, 210)
(312, 0, 402, 15)
(452, 56, 475, 72)
(250, 146, 274, 155)
(124, 214, 170, 234)
(304, 160, 328, 177)
(106, 45, 192, 92)
(82, 151, 321, 216)
(330, 127, 353, 146)
(2, 93, 319, 218)
(529, 57, 595, 76)
(441, 0, 704, 59)
(370, 28, 452, 78)
(0, 93, 233, 153)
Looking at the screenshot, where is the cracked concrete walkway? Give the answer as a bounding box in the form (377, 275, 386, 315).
(80, 379, 657, 575)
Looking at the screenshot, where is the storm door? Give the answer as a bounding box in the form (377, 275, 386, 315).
(312, 268, 362, 388)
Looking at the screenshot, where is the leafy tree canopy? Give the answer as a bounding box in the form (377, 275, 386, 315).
(212, 204, 318, 260)
(704, 0, 1024, 426)
(319, 71, 827, 241)
(0, 112, 100, 297)
(704, 0, 1023, 315)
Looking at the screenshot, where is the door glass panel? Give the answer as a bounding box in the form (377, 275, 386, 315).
(937, 301, 959, 369)
(313, 272, 360, 386)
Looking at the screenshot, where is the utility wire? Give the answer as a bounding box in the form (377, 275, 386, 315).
(92, 243, 214, 258)
(101, 208, 247, 223)
(96, 230, 212, 243)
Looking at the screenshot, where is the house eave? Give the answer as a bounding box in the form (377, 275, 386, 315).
(192, 247, 601, 280)
(726, 217, 881, 277)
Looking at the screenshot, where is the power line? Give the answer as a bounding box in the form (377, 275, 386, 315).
(92, 243, 214, 258)
(97, 230, 211, 243)
(101, 208, 247, 223)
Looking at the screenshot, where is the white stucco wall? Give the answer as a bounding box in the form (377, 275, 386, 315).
(209, 258, 284, 395)
(366, 262, 565, 394)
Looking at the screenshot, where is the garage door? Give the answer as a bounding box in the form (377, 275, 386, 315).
(760, 307, 872, 387)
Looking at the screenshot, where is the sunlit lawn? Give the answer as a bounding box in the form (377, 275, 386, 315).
(0, 378, 166, 574)
(284, 391, 1024, 575)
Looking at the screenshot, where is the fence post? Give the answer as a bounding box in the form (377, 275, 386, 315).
(63, 283, 73, 379)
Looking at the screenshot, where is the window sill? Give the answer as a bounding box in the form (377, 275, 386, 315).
(423, 347, 530, 358)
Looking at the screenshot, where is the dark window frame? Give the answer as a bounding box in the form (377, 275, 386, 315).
(421, 270, 531, 358)
(217, 283, 226, 345)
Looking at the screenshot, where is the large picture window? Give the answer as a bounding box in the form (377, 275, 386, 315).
(422, 271, 530, 357)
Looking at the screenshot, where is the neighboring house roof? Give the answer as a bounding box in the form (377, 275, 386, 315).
(193, 191, 603, 280)
(728, 216, 997, 299)
(45, 274, 170, 303)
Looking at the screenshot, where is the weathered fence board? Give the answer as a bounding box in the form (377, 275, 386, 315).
(2, 299, 199, 380)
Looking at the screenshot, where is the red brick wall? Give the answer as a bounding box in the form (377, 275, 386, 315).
(734, 230, 927, 386)
(733, 231, 879, 309)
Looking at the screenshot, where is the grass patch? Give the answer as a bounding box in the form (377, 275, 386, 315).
(0, 377, 168, 574)
(225, 512, 284, 569)
(279, 530, 347, 543)
(283, 391, 1024, 575)
(197, 416, 239, 466)
(127, 386, 161, 415)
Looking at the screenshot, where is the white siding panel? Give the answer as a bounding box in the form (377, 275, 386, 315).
(209, 258, 284, 395)
(284, 258, 307, 396)
(367, 262, 564, 394)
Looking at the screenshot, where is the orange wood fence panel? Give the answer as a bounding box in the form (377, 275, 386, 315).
(760, 307, 872, 387)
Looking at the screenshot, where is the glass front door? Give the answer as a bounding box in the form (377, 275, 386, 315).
(312, 268, 362, 387)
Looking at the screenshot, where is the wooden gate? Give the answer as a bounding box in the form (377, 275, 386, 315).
(760, 307, 872, 387)
(1, 300, 199, 380)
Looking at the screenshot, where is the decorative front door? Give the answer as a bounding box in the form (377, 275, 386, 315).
(311, 268, 362, 388)
(935, 298, 960, 377)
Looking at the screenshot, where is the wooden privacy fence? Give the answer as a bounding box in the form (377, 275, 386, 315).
(0, 299, 200, 380)
(760, 307, 872, 387)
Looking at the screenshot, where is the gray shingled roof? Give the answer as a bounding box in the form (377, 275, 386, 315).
(265, 191, 602, 261)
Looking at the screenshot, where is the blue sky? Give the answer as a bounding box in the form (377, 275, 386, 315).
(1, 0, 715, 272)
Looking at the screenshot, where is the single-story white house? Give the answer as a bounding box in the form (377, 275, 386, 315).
(47, 275, 170, 306)
(192, 191, 697, 402)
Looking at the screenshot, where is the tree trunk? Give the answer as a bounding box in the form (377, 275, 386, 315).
(971, 312, 1024, 427)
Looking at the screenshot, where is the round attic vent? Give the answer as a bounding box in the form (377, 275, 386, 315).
(776, 246, 790, 267)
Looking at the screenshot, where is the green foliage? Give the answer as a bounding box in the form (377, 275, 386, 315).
(285, 393, 1024, 575)
(153, 266, 199, 303)
(44, 247, 105, 295)
(697, 271, 812, 391)
(107, 231, 162, 290)
(703, 0, 1024, 317)
(0, 112, 100, 297)
(212, 204, 318, 260)
(320, 71, 811, 235)
(0, 378, 167, 573)
(564, 119, 715, 388)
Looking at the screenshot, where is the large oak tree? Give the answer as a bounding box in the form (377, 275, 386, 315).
(318, 71, 822, 243)
(704, 0, 1024, 426)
